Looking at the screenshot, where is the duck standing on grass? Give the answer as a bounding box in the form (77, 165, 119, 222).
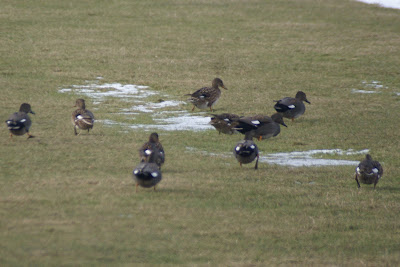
(186, 78, 228, 112)
(209, 113, 240, 135)
(5, 103, 35, 139)
(139, 132, 165, 169)
(355, 154, 383, 189)
(72, 99, 95, 136)
(233, 134, 259, 170)
(133, 144, 163, 192)
(234, 113, 287, 141)
(274, 91, 310, 121)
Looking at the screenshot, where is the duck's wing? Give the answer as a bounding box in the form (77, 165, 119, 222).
(73, 109, 95, 125)
(6, 112, 31, 130)
(274, 97, 296, 112)
(190, 87, 214, 99)
(372, 161, 384, 177)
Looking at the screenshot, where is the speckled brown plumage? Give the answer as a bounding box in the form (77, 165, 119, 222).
(209, 113, 240, 135)
(186, 78, 227, 111)
(72, 99, 95, 135)
(139, 133, 165, 169)
(5, 103, 35, 139)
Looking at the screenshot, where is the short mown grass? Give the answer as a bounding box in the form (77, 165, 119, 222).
(1, 0, 400, 265)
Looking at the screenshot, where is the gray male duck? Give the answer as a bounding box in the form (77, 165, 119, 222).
(234, 113, 287, 141)
(72, 99, 95, 135)
(234, 134, 259, 170)
(355, 154, 383, 189)
(186, 78, 227, 112)
(6, 103, 35, 139)
(274, 91, 310, 121)
(133, 143, 163, 192)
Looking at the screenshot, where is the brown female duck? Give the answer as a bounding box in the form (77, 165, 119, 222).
(72, 99, 95, 135)
(139, 132, 165, 169)
(209, 113, 240, 135)
(186, 78, 227, 112)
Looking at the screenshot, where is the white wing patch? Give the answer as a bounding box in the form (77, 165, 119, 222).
(356, 167, 360, 174)
(133, 170, 139, 174)
(145, 149, 152, 155)
(77, 115, 84, 120)
(250, 145, 255, 149)
(251, 120, 260, 125)
(20, 119, 26, 123)
(288, 105, 295, 109)
(372, 168, 379, 174)
(151, 172, 158, 177)
(235, 146, 240, 151)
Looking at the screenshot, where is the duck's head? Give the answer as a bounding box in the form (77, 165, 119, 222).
(271, 113, 287, 127)
(212, 78, 227, 90)
(149, 132, 159, 143)
(365, 154, 372, 161)
(74, 99, 86, 109)
(19, 103, 35, 114)
(295, 91, 310, 104)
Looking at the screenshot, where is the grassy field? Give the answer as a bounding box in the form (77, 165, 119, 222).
(1, 0, 400, 265)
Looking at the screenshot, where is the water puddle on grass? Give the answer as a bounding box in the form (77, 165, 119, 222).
(186, 147, 367, 167)
(59, 79, 213, 132)
(351, 81, 394, 94)
(258, 149, 367, 167)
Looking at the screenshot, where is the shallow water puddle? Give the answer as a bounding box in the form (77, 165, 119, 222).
(186, 147, 367, 167)
(59, 83, 156, 101)
(351, 81, 391, 94)
(59, 80, 213, 131)
(258, 149, 367, 167)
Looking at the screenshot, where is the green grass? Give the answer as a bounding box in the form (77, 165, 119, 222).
(1, 0, 400, 265)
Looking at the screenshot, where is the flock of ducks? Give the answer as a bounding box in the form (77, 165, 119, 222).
(5, 78, 384, 190)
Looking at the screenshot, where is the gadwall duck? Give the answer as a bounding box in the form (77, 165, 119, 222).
(355, 154, 383, 189)
(133, 143, 163, 192)
(209, 113, 240, 135)
(5, 103, 35, 139)
(139, 132, 165, 169)
(72, 99, 95, 135)
(233, 136, 259, 169)
(234, 113, 287, 141)
(274, 91, 310, 121)
(186, 78, 227, 111)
